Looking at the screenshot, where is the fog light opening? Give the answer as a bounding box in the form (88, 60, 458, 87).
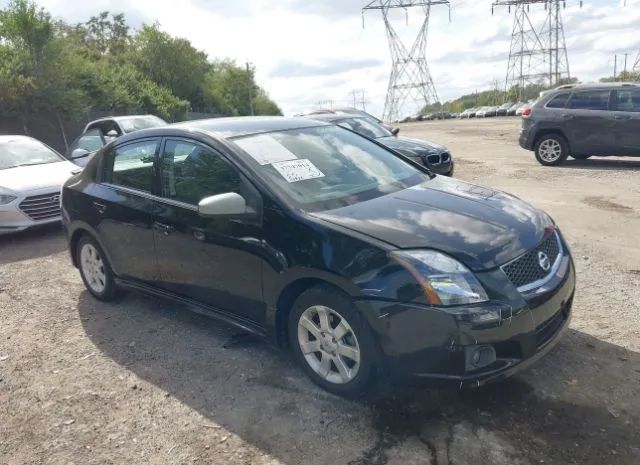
(469, 345, 497, 370)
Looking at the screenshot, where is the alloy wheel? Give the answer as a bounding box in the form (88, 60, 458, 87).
(80, 243, 107, 294)
(538, 139, 562, 163)
(297, 305, 361, 385)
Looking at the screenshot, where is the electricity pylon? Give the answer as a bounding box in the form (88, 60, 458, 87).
(492, 0, 578, 101)
(362, 1, 450, 122)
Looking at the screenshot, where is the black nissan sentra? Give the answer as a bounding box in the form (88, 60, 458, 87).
(62, 117, 575, 395)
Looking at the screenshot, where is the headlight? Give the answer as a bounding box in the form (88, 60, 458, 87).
(0, 194, 17, 205)
(390, 250, 489, 306)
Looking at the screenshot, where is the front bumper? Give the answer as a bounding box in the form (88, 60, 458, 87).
(356, 254, 575, 388)
(0, 188, 62, 235)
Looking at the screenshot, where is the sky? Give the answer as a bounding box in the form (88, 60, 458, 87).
(3, 0, 640, 118)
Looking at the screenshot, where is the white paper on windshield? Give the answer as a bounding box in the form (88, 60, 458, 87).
(234, 134, 298, 165)
(272, 159, 325, 183)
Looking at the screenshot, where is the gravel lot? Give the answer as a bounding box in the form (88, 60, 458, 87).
(1, 117, 639, 465)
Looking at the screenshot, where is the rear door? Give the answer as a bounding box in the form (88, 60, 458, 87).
(94, 138, 161, 283)
(563, 90, 615, 155)
(612, 88, 640, 155)
(152, 137, 266, 323)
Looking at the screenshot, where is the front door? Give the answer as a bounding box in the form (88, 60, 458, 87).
(152, 138, 265, 324)
(95, 138, 161, 283)
(563, 90, 615, 155)
(612, 88, 640, 155)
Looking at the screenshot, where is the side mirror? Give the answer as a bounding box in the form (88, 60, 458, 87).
(391, 127, 400, 136)
(106, 129, 119, 137)
(198, 193, 246, 217)
(71, 148, 90, 159)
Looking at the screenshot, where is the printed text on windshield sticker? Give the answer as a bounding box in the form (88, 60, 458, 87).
(271, 159, 325, 183)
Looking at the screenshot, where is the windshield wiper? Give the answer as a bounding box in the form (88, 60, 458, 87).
(11, 161, 52, 168)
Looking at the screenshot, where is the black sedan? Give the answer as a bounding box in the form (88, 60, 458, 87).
(305, 113, 454, 176)
(61, 117, 575, 396)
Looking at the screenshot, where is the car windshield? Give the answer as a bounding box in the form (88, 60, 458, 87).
(118, 116, 167, 133)
(232, 125, 428, 212)
(0, 138, 63, 170)
(334, 117, 392, 139)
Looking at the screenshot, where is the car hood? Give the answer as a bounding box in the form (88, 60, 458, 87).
(0, 160, 78, 193)
(377, 136, 447, 154)
(311, 177, 551, 271)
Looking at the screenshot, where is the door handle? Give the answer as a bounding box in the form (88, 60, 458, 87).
(92, 202, 107, 214)
(153, 221, 175, 236)
(613, 115, 630, 120)
(560, 113, 574, 120)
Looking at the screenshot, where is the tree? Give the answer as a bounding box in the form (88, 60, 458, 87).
(131, 24, 210, 105)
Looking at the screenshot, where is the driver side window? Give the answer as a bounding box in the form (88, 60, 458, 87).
(160, 139, 247, 206)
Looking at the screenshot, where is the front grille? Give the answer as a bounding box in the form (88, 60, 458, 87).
(19, 192, 61, 221)
(424, 152, 451, 166)
(501, 232, 561, 289)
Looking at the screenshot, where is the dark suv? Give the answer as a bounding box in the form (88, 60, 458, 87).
(519, 83, 640, 166)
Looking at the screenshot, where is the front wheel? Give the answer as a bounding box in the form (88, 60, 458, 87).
(288, 285, 377, 396)
(534, 134, 569, 166)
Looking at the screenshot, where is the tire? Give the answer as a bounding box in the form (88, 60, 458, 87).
(77, 235, 119, 301)
(570, 154, 591, 160)
(534, 134, 569, 166)
(288, 285, 378, 396)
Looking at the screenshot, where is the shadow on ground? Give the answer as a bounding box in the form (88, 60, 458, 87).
(0, 223, 66, 265)
(78, 291, 640, 465)
(560, 158, 640, 171)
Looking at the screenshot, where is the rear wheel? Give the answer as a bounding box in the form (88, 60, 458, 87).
(534, 134, 569, 166)
(77, 235, 119, 301)
(288, 285, 377, 396)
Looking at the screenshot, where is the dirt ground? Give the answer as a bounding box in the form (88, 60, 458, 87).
(1, 117, 639, 465)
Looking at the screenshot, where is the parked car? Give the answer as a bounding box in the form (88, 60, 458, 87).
(467, 107, 480, 118)
(304, 112, 454, 176)
(307, 108, 399, 135)
(520, 82, 640, 166)
(497, 102, 514, 117)
(507, 102, 523, 116)
(0, 135, 79, 234)
(68, 115, 167, 166)
(475, 107, 491, 118)
(62, 116, 575, 395)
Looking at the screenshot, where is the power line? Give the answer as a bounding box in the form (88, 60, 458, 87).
(362, 1, 450, 122)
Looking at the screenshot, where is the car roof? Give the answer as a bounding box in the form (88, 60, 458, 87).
(112, 117, 329, 145)
(0, 135, 39, 143)
(550, 82, 640, 92)
(302, 113, 361, 123)
(88, 114, 159, 124)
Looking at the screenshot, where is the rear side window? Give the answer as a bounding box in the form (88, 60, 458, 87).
(567, 91, 611, 111)
(104, 139, 160, 193)
(614, 89, 640, 112)
(545, 93, 570, 109)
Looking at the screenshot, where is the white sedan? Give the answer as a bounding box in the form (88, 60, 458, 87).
(0, 135, 79, 234)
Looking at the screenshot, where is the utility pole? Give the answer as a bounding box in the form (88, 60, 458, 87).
(623, 52, 629, 76)
(246, 62, 254, 116)
(362, 1, 450, 122)
(614, 54, 618, 78)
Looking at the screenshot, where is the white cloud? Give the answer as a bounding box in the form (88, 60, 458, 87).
(3, 0, 639, 118)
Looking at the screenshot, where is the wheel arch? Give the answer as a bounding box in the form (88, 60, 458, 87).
(274, 277, 353, 349)
(67, 222, 110, 270)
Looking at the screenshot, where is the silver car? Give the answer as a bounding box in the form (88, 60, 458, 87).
(0, 136, 78, 234)
(68, 115, 167, 166)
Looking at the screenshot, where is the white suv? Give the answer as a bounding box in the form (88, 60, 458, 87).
(0, 135, 78, 234)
